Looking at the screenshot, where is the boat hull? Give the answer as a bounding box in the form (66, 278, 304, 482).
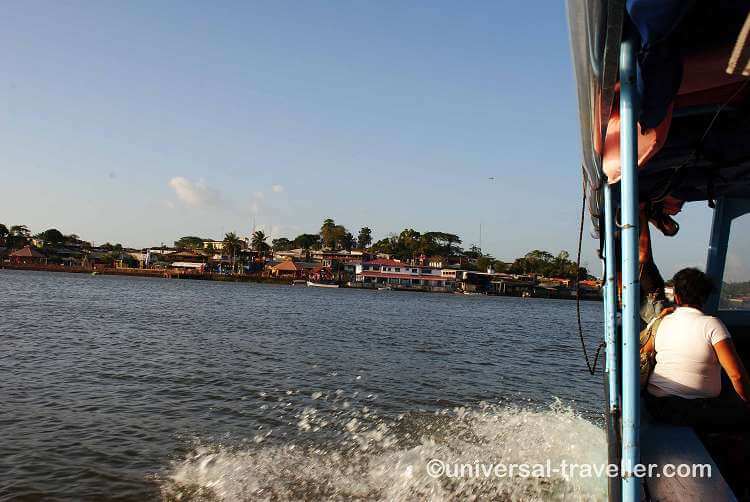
(306, 281, 339, 288)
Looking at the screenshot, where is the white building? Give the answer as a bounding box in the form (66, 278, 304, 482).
(354, 259, 453, 290)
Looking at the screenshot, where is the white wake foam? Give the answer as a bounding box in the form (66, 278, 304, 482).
(160, 400, 606, 501)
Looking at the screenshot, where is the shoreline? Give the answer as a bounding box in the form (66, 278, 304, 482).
(1, 264, 602, 301)
(0, 263, 291, 285)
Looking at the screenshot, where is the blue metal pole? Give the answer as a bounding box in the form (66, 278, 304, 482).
(619, 36, 641, 501)
(604, 183, 618, 413)
(706, 198, 730, 314)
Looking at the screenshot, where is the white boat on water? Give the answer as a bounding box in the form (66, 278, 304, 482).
(291, 279, 307, 286)
(306, 281, 339, 288)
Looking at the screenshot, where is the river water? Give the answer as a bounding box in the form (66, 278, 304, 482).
(1, 269, 606, 501)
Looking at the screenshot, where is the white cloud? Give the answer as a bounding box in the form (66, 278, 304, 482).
(168, 177, 222, 208)
(272, 184, 284, 193)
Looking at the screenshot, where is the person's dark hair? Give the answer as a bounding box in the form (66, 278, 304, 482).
(672, 268, 714, 307)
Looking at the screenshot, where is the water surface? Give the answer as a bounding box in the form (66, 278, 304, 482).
(1, 270, 605, 500)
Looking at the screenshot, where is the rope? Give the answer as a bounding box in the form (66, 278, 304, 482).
(577, 176, 606, 375)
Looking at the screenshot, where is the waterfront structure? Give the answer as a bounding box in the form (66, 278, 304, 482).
(269, 260, 318, 279)
(202, 239, 249, 252)
(202, 240, 225, 251)
(312, 249, 370, 266)
(273, 248, 307, 261)
(354, 259, 453, 291)
(170, 262, 206, 272)
(9, 246, 47, 265)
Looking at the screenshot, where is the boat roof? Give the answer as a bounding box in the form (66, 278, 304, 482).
(568, 0, 750, 230)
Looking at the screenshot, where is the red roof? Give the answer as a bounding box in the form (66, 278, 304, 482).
(10, 246, 45, 258)
(358, 271, 446, 282)
(272, 260, 303, 271)
(364, 259, 407, 266)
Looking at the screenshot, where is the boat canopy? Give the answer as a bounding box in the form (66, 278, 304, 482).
(568, 0, 750, 234)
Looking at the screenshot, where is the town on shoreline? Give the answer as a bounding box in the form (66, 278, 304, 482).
(0, 219, 602, 299)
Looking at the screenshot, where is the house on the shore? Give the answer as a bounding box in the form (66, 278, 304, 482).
(312, 249, 371, 266)
(428, 255, 469, 269)
(269, 260, 318, 279)
(171, 262, 206, 272)
(354, 259, 454, 291)
(9, 246, 47, 265)
(202, 239, 249, 252)
(273, 248, 307, 261)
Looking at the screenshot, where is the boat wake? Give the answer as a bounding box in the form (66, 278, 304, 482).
(160, 399, 606, 501)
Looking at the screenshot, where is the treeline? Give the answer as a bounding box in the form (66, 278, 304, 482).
(265, 219, 463, 259)
(267, 218, 588, 279)
(270, 219, 372, 252)
(5, 219, 588, 280)
(505, 250, 587, 279)
(723, 281, 750, 297)
(0, 223, 80, 250)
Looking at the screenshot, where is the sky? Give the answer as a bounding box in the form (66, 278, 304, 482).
(0, 1, 747, 280)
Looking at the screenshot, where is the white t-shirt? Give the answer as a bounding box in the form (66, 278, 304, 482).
(647, 306, 731, 399)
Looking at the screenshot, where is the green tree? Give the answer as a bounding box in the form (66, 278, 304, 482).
(272, 237, 293, 251)
(320, 218, 337, 249)
(39, 228, 65, 247)
(7, 225, 31, 249)
(223, 232, 243, 272)
(391, 228, 421, 259)
(0, 224, 9, 245)
(357, 227, 372, 249)
(507, 249, 584, 279)
(370, 237, 394, 255)
(422, 232, 462, 256)
(331, 225, 348, 250)
(251, 230, 270, 254)
(174, 236, 205, 249)
(341, 232, 356, 251)
(445, 233, 462, 255)
(476, 254, 495, 273)
(293, 233, 321, 251)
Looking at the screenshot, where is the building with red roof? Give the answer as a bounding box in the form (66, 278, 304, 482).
(9, 246, 47, 265)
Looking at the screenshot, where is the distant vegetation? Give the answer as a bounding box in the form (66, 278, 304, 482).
(1, 218, 589, 280)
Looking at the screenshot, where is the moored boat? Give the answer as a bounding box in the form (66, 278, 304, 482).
(306, 281, 339, 288)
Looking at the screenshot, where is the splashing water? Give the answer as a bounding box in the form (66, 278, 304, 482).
(160, 397, 606, 501)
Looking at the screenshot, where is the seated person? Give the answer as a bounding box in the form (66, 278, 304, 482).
(643, 268, 750, 430)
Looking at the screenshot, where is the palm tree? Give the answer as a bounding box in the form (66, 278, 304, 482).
(0, 224, 8, 246)
(222, 232, 243, 273)
(251, 230, 270, 255)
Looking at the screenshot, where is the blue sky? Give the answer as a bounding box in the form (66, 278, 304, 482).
(0, 1, 745, 279)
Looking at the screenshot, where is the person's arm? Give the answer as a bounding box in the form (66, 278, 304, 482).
(641, 333, 655, 355)
(714, 339, 750, 402)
